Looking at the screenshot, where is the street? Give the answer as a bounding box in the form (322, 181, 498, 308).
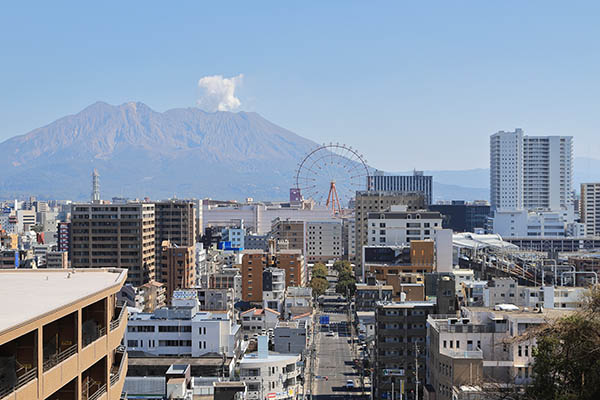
(312, 311, 369, 400)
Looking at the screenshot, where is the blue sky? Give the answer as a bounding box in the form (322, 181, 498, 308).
(1, 2, 599, 171)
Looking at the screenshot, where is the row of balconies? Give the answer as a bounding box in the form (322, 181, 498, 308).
(0, 301, 127, 400)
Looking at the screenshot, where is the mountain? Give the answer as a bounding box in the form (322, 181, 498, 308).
(2, 102, 599, 202)
(0, 102, 318, 200)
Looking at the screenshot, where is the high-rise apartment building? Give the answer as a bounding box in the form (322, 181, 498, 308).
(70, 203, 156, 286)
(490, 129, 573, 211)
(154, 200, 196, 279)
(368, 171, 433, 205)
(355, 191, 426, 277)
(580, 183, 600, 236)
(0, 268, 128, 400)
(160, 240, 196, 302)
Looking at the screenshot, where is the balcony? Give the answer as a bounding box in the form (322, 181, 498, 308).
(82, 357, 107, 400)
(109, 303, 128, 350)
(109, 350, 127, 400)
(0, 330, 37, 400)
(0, 367, 37, 400)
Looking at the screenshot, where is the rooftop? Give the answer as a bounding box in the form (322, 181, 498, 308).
(0, 268, 126, 336)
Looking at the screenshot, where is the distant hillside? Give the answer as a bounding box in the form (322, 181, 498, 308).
(0, 102, 317, 200)
(1, 101, 598, 202)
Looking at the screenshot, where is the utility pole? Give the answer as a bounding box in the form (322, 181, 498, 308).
(414, 342, 419, 400)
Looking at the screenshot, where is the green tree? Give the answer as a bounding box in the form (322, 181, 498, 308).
(524, 287, 600, 400)
(335, 277, 356, 297)
(333, 260, 352, 274)
(312, 262, 328, 280)
(310, 277, 329, 297)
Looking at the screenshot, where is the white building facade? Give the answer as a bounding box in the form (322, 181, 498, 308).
(490, 129, 573, 211)
(581, 182, 600, 236)
(125, 291, 241, 358)
(367, 206, 443, 246)
(305, 220, 343, 263)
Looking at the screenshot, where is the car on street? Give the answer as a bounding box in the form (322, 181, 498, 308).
(326, 331, 335, 337)
(346, 379, 355, 389)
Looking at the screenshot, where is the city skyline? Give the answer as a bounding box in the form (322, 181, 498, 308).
(2, 2, 600, 171)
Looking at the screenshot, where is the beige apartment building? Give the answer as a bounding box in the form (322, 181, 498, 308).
(355, 191, 426, 277)
(0, 268, 128, 400)
(70, 203, 156, 286)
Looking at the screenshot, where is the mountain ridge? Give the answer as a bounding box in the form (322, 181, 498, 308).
(1, 101, 599, 202)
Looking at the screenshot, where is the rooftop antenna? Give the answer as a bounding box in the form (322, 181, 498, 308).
(92, 169, 100, 203)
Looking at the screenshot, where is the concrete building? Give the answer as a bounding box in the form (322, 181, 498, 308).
(362, 241, 435, 282)
(0, 268, 128, 400)
(57, 221, 70, 254)
(492, 208, 576, 238)
(45, 251, 69, 269)
(16, 210, 36, 233)
(70, 203, 156, 286)
(490, 129, 573, 211)
(221, 223, 245, 250)
(118, 281, 166, 313)
(209, 267, 242, 302)
(240, 249, 304, 304)
(374, 300, 436, 400)
(154, 200, 197, 278)
(262, 268, 286, 313)
(271, 219, 305, 253)
(160, 240, 196, 302)
(273, 321, 307, 354)
(342, 217, 356, 261)
(367, 206, 443, 246)
(276, 250, 305, 288)
(125, 290, 240, 358)
(305, 220, 343, 263)
(202, 200, 332, 235)
(355, 283, 393, 311)
(355, 191, 426, 274)
(244, 234, 270, 251)
(283, 287, 312, 320)
(429, 201, 491, 233)
(238, 336, 302, 400)
(426, 307, 571, 400)
(580, 182, 600, 236)
(195, 288, 234, 312)
(240, 308, 281, 339)
(482, 277, 586, 310)
(368, 170, 433, 205)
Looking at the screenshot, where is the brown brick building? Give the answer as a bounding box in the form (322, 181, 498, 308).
(160, 240, 196, 302)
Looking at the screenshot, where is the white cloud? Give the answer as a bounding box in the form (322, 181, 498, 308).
(197, 74, 243, 112)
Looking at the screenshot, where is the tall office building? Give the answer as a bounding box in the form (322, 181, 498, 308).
(581, 183, 600, 236)
(70, 203, 156, 286)
(490, 129, 573, 211)
(368, 170, 433, 205)
(355, 191, 426, 277)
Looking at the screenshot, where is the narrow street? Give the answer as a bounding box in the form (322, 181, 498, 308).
(312, 311, 369, 400)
